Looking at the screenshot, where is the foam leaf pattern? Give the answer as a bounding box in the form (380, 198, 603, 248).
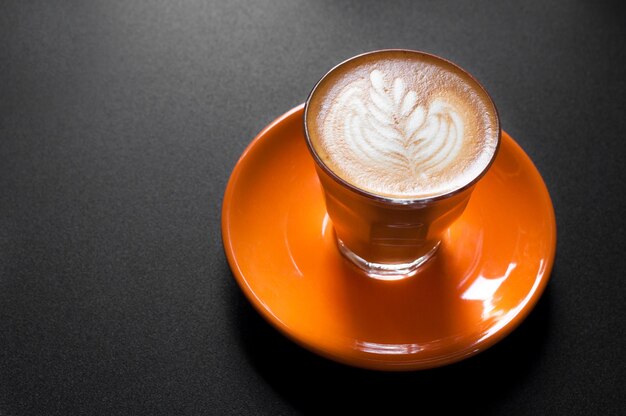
(338, 70, 464, 178)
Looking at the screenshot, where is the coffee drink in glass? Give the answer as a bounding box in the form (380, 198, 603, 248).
(304, 50, 500, 279)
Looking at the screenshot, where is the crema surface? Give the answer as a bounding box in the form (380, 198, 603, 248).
(306, 51, 499, 199)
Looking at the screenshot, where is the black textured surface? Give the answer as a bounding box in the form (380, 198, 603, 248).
(1, 1, 625, 415)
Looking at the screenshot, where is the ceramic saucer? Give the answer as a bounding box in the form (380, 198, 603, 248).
(222, 104, 556, 371)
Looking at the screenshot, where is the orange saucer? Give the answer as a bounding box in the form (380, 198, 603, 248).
(222, 104, 556, 371)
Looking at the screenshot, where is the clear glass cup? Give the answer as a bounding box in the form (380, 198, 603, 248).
(303, 50, 500, 280)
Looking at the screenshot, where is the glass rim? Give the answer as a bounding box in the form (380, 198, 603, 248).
(303, 48, 502, 205)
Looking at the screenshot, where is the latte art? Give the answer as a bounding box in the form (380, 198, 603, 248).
(330, 70, 464, 181)
(306, 51, 499, 198)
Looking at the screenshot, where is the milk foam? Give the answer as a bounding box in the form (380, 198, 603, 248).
(307, 52, 499, 198)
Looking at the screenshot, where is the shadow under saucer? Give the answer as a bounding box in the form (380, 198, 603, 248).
(229, 273, 553, 414)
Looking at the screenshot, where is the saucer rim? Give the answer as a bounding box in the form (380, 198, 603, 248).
(222, 104, 557, 371)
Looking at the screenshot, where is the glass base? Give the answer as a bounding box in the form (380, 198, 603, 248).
(336, 239, 441, 281)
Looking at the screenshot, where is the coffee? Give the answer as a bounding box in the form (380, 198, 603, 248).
(306, 50, 499, 199)
(304, 50, 501, 277)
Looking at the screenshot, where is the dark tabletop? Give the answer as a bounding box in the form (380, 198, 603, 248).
(1, 1, 625, 415)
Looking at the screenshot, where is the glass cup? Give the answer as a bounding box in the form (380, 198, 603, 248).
(303, 50, 501, 280)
